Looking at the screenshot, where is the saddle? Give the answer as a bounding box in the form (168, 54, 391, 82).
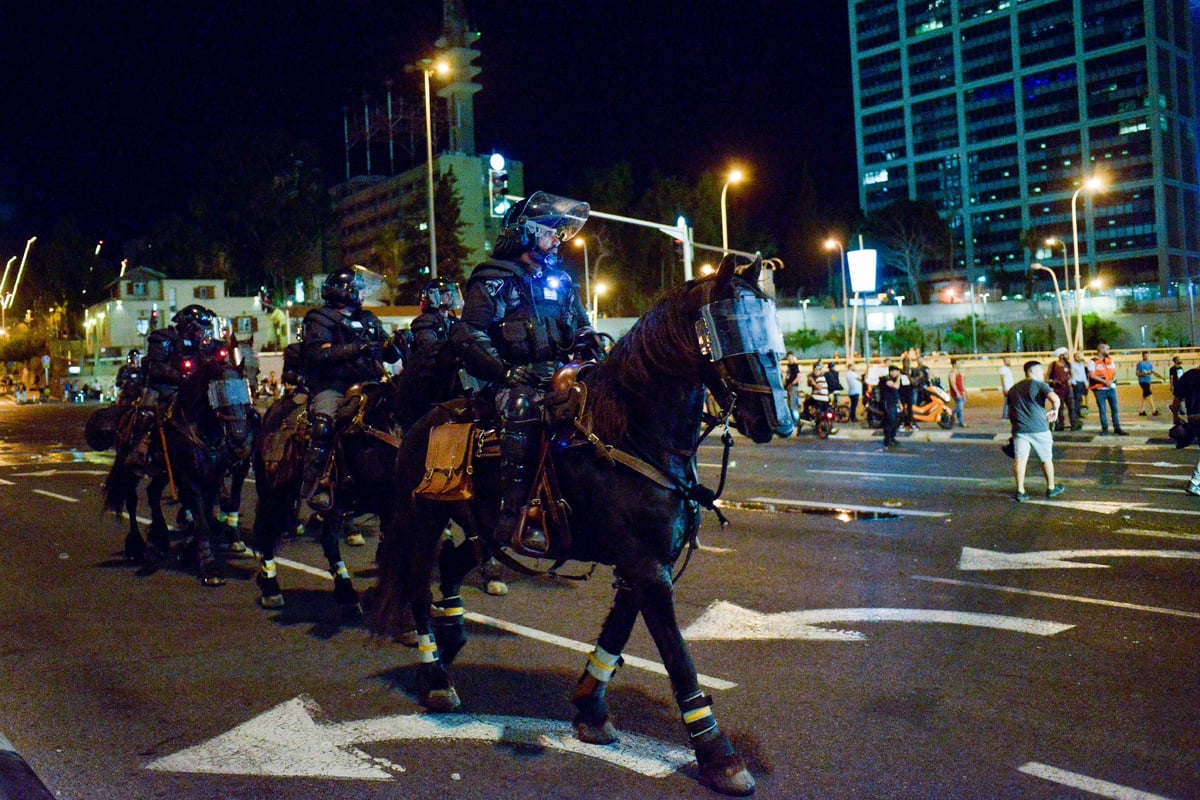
(415, 362, 598, 559)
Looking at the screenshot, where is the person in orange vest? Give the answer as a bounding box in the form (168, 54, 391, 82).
(1087, 342, 1127, 436)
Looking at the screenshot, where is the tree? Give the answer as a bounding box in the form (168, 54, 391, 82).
(881, 315, 925, 354)
(396, 167, 469, 302)
(865, 199, 950, 304)
(1080, 313, 1124, 349)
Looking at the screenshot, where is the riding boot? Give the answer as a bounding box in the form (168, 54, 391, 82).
(302, 413, 336, 512)
(495, 419, 546, 553)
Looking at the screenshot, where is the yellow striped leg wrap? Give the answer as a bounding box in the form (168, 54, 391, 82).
(432, 596, 465, 619)
(417, 633, 440, 664)
(333, 561, 351, 580)
(585, 645, 621, 683)
(679, 690, 718, 740)
(259, 558, 277, 579)
(217, 510, 239, 526)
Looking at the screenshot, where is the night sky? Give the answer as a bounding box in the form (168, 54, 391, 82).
(0, 1, 856, 261)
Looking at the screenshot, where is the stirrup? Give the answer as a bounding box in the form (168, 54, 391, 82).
(307, 480, 334, 512)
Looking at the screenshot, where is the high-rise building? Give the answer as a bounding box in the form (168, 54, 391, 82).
(850, 0, 1200, 298)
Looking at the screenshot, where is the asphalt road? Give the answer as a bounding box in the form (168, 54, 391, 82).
(1, 401, 1198, 799)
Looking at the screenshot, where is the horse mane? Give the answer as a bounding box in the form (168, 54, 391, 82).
(586, 280, 704, 443)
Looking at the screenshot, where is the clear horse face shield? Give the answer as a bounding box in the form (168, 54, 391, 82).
(696, 294, 791, 422)
(207, 378, 253, 410)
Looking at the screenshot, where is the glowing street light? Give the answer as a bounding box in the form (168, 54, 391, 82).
(824, 238, 850, 359)
(573, 237, 591, 320)
(416, 58, 451, 279)
(1071, 175, 1105, 352)
(592, 281, 609, 321)
(720, 168, 745, 253)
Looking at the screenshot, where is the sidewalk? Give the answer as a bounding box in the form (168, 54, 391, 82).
(815, 384, 1179, 448)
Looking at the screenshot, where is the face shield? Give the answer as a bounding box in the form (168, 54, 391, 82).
(426, 283, 464, 312)
(350, 265, 386, 304)
(520, 191, 590, 243)
(207, 377, 253, 411)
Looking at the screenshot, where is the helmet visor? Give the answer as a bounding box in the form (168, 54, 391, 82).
(521, 191, 590, 242)
(695, 295, 785, 362)
(427, 283, 464, 311)
(350, 265, 386, 304)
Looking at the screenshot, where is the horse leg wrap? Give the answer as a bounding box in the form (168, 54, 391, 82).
(585, 644, 622, 683)
(432, 596, 467, 665)
(332, 561, 351, 580)
(416, 632, 441, 664)
(259, 558, 277, 579)
(678, 690, 720, 742)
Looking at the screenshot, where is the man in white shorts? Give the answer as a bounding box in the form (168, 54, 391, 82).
(1006, 359, 1063, 502)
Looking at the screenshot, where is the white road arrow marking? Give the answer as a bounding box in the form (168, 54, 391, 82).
(147, 696, 694, 781)
(959, 546, 1200, 571)
(1018, 762, 1179, 799)
(11, 468, 109, 477)
(681, 601, 1071, 642)
(1021, 499, 1147, 514)
(31, 489, 78, 503)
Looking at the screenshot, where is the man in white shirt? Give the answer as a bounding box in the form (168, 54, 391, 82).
(998, 357, 1014, 419)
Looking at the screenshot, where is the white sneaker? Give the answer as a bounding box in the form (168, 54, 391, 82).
(1187, 481, 1200, 497)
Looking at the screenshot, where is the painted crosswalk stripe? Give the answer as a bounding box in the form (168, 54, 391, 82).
(32, 489, 78, 503)
(1018, 762, 1179, 800)
(810, 469, 990, 483)
(749, 497, 948, 517)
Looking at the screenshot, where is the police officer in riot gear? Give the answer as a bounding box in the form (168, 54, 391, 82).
(452, 191, 599, 554)
(124, 305, 222, 466)
(115, 349, 143, 406)
(395, 278, 465, 428)
(300, 267, 402, 512)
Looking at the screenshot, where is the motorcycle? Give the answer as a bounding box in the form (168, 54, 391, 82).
(796, 400, 838, 439)
(865, 380, 955, 430)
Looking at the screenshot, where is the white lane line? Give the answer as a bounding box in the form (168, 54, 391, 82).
(811, 469, 990, 483)
(0, 478, 13, 485)
(1139, 487, 1186, 494)
(913, 576, 1200, 620)
(1018, 762, 1180, 800)
(698, 544, 733, 554)
(266, 556, 737, 691)
(1117, 528, 1200, 543)
(749, 497, 948, 517)
(32, 489, 78, 503)
(1133, 473, 1188, 481)
(698, 461, 737, 469)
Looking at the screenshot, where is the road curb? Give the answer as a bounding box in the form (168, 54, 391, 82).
(789, 424, 1174, 448)
(0, 730, 55, 800)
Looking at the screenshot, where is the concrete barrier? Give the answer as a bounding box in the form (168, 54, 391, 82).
(0, 730, 55, 800)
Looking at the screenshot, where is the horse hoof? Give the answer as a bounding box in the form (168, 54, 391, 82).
(699, 754, 756, 797)
(485, 580, 509, 596)
(574, 719, 618, 745)
(259, 593, 285, 608)
(257, 574, 284, 608)
(422, 687, 461, 712)
(221, 539, 248, 554)
(344, 532, 366, 547)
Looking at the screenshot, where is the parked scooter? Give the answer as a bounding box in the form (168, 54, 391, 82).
(796, 400, 838, 439)
(866, 380, 955, 430)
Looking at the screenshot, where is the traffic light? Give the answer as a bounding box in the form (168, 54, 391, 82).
(487, 153, 509, 217)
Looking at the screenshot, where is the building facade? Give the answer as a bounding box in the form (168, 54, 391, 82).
(851, 0, 1200, 298)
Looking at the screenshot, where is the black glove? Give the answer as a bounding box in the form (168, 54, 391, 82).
(358, 340, 379, 357)
(504, 365, 539, 387)
(572, 326, 606, 362)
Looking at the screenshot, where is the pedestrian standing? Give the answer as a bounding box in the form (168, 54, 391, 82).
(1047, 348, 1075, 431)
(1007, 359, 1064, 501)
(1169, 354, 1186, 420)
(998, 356, 1014, 419)
(844, 360, 862, 422)
(948, 357, 967, 427)
(783, 352, 801, 422)
(900, 350, 915, 429)
(879, 363, 903, 449)
(1069, 351, 1088, 429)
(1088, 342, 1127, 435)
(825, 360, 842, 406)
(1136, 350, 1165, 416)
(1171, 366, 1200, 496)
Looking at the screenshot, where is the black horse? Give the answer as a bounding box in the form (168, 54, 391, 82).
(103, 358, 257, 586)
(251, 379, 405, 609)
(370, 254, 792, 796)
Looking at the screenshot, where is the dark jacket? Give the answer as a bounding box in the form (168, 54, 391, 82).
(456, 257, 590, 383)
(301, 305, 398, 393)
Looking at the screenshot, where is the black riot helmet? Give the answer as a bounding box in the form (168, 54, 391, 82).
(491, 191, 590, 264)
(420, 278, 463, 314)
(126, 348, 141, 366)
(322, 268, 362, 310)
(172, 305, 217, 344)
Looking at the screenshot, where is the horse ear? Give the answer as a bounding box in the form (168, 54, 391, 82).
(714, 253, 739, 288)
(741, 253, 763, 286)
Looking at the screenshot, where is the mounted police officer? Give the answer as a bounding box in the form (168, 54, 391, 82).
(114, 348, 143, 406)
(394, 278, 465, 428)
(300, 266, 402, 512)
(451, 191, 601, 554)
(125, 305, 221, 465)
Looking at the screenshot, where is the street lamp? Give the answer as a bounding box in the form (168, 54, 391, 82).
(799, 297, 810, 331)
(720, 168, 745, 253)
(968, 274, 985, 354)
(1071, 176, 1105, 353)
(1045, 236, 1071, 351)
(418, 58, 450, 279)
(573, 237, 590, 320)
(824, 238, 850, 359)
(1031, 263, 1072, 347)
(592, 281, 609, 321)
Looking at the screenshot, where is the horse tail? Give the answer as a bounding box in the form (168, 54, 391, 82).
(102, 459, 135, 515)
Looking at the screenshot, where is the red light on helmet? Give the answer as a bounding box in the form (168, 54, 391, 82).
(182, 359, 194, 373)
